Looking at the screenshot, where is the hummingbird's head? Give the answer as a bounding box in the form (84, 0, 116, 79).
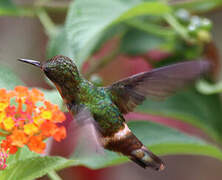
(18, 55, 80, 86)
(42, 55, 79, 84)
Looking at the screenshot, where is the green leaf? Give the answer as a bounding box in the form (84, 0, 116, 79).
(115, 2, 171, 22)
(71, 121, 222, 169)
(120, 28, 164, 54)
(125, 18, 176, 38)
(0, 0, 14, 7)
(0, 0, 16, 15)
(0, 156, 74, 180)
(40, 89, 64, 108)
(65, 0, 171, 67)
(6, 147, 38, 164)
(173, 0, 222, 13)
(136, 89, 222, 141)
(92, 24, 127, 54)
(0, 143, 73, 180)
(0, 65, 24, 90)
(47, 27, 74, 60)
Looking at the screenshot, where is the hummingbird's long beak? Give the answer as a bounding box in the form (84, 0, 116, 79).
(17, 58, 41, 68)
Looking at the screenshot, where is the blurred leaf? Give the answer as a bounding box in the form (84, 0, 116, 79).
(0, 0, 34, 16)
(173, 0, 222, 13)
(47, 27, 74, 60)
(120, 28, 164, 54)
(0, 0, 16, 15)
(71, 121, 222, 169)
(0, 155, 74, 180)
(0, 65, 24, 90)
(93, 24, 127, 53)
(1, 147, 74, 180)
(136, 89, 222, 141)
(65, 0, 171, 67)
(0, 0, 14, 7)
(7, 147, 38, 164)
(196, 79, 222, 94)
(40, 89, 64, 109)
(115, 2, 171, 22)
(125, 19, 176, 37)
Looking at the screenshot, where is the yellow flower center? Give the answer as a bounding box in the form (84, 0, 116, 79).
(0, 112, 6, 123)
(40, 111, 52, 119)
(24, 123, 39, 136)
(0, 102, 8, 111)
(3, 117, 15, 130)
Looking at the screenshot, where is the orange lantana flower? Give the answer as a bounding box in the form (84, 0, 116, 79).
(28, 136, 46, 154)
(10, 129, 28, 147)
(0, 86, 66, 156)
(40, 120, 57, 137)
(53, 126, 67, 142)
(1, 138, 17, 154)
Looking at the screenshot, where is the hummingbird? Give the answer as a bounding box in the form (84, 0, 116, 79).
(18, 55, 210, 171)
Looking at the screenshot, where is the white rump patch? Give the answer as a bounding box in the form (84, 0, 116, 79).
(101, 123, 131, 146)
(113, 123, 131, 139)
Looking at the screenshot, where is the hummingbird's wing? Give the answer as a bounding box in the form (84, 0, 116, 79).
(68, 105, 104, 155)
(106, 60, 211, 114)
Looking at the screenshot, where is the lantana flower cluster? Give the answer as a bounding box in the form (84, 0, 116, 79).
(0, 86, 66, 156)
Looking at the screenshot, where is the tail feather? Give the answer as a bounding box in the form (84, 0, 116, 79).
(130, 146, 165, 170)
(102, 123, 165, 171)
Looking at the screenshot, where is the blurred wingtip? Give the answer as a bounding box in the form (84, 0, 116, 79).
(199, 59, 213, 75)
(158, 163, 165, 171)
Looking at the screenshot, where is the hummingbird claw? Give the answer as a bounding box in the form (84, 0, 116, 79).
(17, 58, 41, 68)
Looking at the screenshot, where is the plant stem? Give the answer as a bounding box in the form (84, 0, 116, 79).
(125, 19, 175, 38)
(164, 13, 191, 42)
(36, 8, 58, 37)
(0, 1, 68, 17)
(0, 7, 35, 17)
(47, 170, 62, 180)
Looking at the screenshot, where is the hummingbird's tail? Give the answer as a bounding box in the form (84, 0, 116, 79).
(102, 123, 165, 170)
(130, 145, 165, 170)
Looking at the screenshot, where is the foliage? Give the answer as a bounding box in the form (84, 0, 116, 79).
(1, 0, 222, 179)
(0, 147, 74, 180)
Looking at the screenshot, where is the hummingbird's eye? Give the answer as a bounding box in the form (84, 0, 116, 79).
(43, 67, 50, 73)
(43, 66, 54, 77)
